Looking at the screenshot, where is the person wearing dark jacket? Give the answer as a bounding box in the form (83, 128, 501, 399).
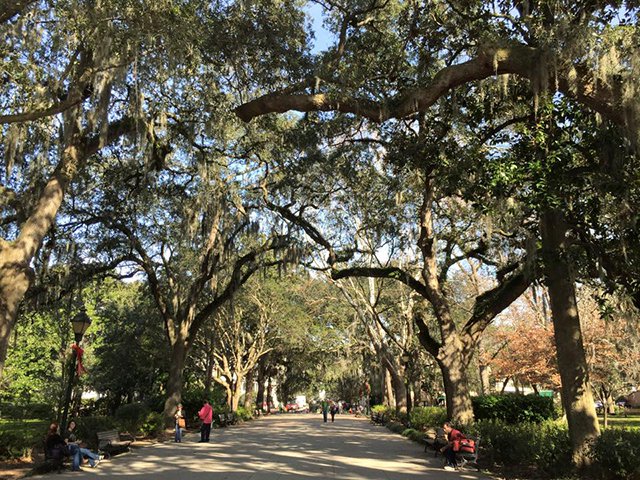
(329, 402, 338, 422)
(45, 422, 82, 471)
(65, 420, 101, 468)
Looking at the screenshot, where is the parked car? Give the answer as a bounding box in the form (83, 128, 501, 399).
(285, 402, 299, 412)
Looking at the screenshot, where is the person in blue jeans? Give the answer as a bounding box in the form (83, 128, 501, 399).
(65, 420, 102, 469)
(174, 404, 185, 442)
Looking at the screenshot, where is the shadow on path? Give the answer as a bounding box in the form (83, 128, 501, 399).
(31, 415, 489, 479)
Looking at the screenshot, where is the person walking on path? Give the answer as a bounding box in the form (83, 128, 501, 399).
(330, 402, 338, 423)
(174, 404, 185, 443)
(198, 400, 213, 442)
(320, 399, 329, 423)
(440, 421, 465, 470)
(65, 420, 102, 468)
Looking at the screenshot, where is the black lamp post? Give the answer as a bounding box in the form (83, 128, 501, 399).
(401, 352, 412, 414)
(60, 307, 91, 433)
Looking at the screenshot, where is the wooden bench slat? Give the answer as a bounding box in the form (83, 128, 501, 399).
(96, 430, 132, 458)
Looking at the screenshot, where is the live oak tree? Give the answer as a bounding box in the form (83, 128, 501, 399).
(0, 0, 312, 385)
(68, 134, 297, 422)
(258, 106, 535, 424)
(0, 0, 202, 380)
(1, 0, 312, 421)
(498, 99, 640, 463)
(332, 272, 417, 412)
(234, 1, 639, 465)
(199, 274, 311, 412)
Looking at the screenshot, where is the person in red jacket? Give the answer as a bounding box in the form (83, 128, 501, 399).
(198, 400, 213, 443)
(440, 421, 464, 470)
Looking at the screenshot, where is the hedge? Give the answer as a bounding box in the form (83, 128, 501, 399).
(472, 394, 557, 424)
(590, 428, 640, 479)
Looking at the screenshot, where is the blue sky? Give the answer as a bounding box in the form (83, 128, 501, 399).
(305, 2, 334, 53)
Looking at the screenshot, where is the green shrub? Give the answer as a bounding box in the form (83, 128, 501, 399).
(472, 394, 557, 424)
(234, 407, 253, 422)
(470, 418, 572, 476)
(590, 428, 640, 479)
(0, 430, 33, 460)
(114, 403, 150, 434)
(138, 412, 164, 437)
(73, 416, 117, 449)
(387, 421, 405, 434)
(0, 402, 53, 420)
(0, 420, 47, 460)
(371, 404, 389, 414)
(402, 428, 425, 443)
(370, 405, 395, 425)
(409, 406, 447, 431)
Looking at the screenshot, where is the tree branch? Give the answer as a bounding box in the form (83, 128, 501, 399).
(235, 45, 627, 129)
(0, 0, 37, 24)
(332, 266, 428, 298)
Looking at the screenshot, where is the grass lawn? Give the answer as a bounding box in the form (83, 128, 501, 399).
(598, 414, 640, 429)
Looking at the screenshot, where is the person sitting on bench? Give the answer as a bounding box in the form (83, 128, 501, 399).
(439, 421, 465, 471)
(65, 420, 102, 468)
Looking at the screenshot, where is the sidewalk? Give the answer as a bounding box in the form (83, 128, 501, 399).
(29, 414, 489, 479)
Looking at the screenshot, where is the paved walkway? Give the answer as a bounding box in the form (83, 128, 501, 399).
(33, 414, 488, 479)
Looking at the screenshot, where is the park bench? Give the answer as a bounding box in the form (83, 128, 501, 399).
(423, 427, 447, 455)
(217, 414, 228, 427)
(423, 429, 481, 471)
(97, 430, 132, 458)
(226, 413, 236, 425)
(371, 411, 387, 425)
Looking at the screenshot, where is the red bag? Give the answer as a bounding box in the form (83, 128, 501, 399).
(458, 438, 476, 453)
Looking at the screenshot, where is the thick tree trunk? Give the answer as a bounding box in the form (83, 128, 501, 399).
(231, 375, 243, 412)
(384, 366, 395, 407)
(382, 356, 406, 412)
(541, 208, 599, 467)
(0, 165, 71, 379)
(267, 377, 273, 409)
(0, 251, 32, 380)
(0, 114, 132, 380)
(204, 354, 213, 395)
(244, 369, 255, 410)
(480, 363, 492, 395)
(256, 378, 265, 411)
(438, 340, 474, 424)
(162, 339, 189, 425)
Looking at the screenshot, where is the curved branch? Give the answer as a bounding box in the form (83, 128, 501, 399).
(464, 266, 536, 341)
(331, 266, 428, 298)
(235, 45, 626, 128)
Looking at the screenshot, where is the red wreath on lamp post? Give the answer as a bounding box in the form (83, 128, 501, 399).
(61, 307, 92, 432)
(71, 344, 88, 376)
